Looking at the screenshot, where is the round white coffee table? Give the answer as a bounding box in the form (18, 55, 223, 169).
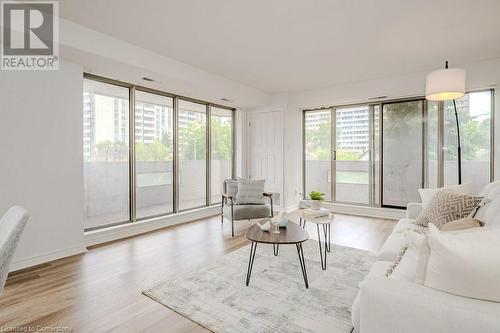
(299, 211, 333, 270)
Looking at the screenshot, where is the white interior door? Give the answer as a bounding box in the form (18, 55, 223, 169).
(247, 110, 283, 202)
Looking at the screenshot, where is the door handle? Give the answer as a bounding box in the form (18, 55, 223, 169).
(333, 150, 337, 161)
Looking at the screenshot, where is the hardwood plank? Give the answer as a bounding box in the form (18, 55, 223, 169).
(0, 212, 395, 332)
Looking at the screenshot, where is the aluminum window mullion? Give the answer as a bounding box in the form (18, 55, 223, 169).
(173, 96, 179, 213)
(206, 104, 211, 206)
(129, 86, 137, 222)
(231, 109, 236, 179)
(331, 108, 336, 202)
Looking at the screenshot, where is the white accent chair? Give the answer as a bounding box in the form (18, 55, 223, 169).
(221, 179, 274, 237)
(0, 206, 29, 295)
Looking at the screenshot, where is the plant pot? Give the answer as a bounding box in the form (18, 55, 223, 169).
(310, 200, 322, 210)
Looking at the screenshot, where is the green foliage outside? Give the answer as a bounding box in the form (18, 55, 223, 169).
(306, 122, 363, 161)
(95, 117, 232, 161)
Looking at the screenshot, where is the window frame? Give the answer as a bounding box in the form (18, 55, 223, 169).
(83, 73, 235, 231)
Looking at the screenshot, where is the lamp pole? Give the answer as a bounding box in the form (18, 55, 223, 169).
(446, 61, 462, 184)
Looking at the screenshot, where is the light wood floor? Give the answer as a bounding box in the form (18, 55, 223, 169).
(0, 211, 395, 332)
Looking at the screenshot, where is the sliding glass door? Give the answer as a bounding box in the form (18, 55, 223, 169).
(178, 99, 207, 210)
(334, 106, 372, 204)
(382, 100, 424, 207)
(303, 90, 494, 209)
(304, 110, 332, 201)
(210, 106, 234, 204)
(83, 79, 130, 229)
(134, 90, 174, 219)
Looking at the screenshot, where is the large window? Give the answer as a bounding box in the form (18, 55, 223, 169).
(303, 90, 494, 209)
(178, 100, 207, 210)
(211, 107, 234, 204)
(83, 79, 130, 229)
(304, 110, 332, 201)
(135, 91, 174, 219)
(444, 91, 492, 193)
(83, 75, 234, 230)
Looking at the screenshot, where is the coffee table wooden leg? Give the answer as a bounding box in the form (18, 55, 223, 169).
(273, 244, 279, 256)
(246, 242, 257, 286)
(296, 243, 309, 289)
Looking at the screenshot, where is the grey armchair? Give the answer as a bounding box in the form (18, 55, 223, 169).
(221, 179, 274, 237)
(0, 206, 29, 296)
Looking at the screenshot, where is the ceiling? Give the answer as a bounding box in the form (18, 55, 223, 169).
(59, 0, 500, 93)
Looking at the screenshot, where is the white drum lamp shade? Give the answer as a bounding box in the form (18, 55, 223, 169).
(425, 68, 466, 101)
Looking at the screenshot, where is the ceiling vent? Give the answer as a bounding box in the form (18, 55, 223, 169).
(221, 98, 234, 103)
(142, 77, 154, 82)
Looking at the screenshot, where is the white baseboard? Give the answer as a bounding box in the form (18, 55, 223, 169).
(85, 205, 221, 247)
(322, 202, 404, 220)
(10, 245, 88, 272)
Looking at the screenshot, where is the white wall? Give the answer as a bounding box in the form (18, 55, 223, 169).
(250, 58, 500, 210)
(59, 18, 270, 109)
(0, 61, 87, 270)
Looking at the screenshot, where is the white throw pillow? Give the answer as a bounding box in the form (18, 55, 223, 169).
(418, 182, 473, 208)
(389, 229, 426, 282)
(424, 224, 500, 302)
(235, 179, 266, 205)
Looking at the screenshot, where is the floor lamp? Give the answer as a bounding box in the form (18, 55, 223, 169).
(425, 61, 466, 184)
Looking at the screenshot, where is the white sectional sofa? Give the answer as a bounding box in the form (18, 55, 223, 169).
(351, 181, 500, 333)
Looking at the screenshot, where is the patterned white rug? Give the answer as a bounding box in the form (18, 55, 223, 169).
(143, 240, 375, 333)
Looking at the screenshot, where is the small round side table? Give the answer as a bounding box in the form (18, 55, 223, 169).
(299, 212, 333, 270)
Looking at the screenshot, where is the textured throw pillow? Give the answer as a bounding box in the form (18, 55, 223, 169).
(418, 182, 473, 208)
(415, 190, 483, 228)
(235, 179, 265, 205)
(424, 224, 500, 302)
(439, 218, 482, 231)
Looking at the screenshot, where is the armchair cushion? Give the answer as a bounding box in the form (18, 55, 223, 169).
(235, 179, 266, 205)
(223, 204, 271, 221)
(225, 179, 239, 197)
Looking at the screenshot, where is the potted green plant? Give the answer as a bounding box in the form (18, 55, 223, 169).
(308, 190, 325, 210)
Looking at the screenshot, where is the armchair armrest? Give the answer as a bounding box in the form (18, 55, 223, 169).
(406, 202, 423, 219)
(359, 276, 500, 333)
(263, 192, 274, 217)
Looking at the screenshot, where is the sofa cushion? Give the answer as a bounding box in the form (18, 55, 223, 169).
(223, 204, 271, 221)
(418, 182, 473, 208)
(416, 191, 483, 228)
(475, 181, 500, 225)
(377, 232, 405, 261)
(424, 224, 500, 302)
(439, 218, 482, 231)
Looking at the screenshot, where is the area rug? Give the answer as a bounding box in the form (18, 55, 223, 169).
(143, 240, 375, 333)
